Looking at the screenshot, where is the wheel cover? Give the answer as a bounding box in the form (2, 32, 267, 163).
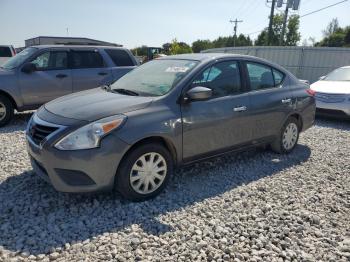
(282, 122, 298, 150)
(0, 102, 6, 121)
(129, 152, 167, 195)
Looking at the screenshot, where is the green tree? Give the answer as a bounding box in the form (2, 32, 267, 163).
(255, 14, 300, 46)
(168, 39, 192, 55)
(323, 18, 340, 38)
(131, 45, 148, 56)
(285, 15, 301, 46)
(192, 39, 214, 53)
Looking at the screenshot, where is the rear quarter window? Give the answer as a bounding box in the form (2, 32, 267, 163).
(0, 47, 12, 57)
(105, 49, 134, 67)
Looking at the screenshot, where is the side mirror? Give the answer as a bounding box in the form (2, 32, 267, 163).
(185, 86, 212, 102)
(21, 62, 37, 74)
(319, 75, 326, 80)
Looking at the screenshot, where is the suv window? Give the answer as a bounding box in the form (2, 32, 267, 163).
(0, 47, 12, 57)
(71, 50, 104, 69)
(246, 62, 275, 90)
(105, 49, 134, 66)
(31, 51, 68, 70)
(192, 61, 242, 97)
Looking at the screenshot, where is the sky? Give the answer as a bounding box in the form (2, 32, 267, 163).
(1, 0, 350, 48)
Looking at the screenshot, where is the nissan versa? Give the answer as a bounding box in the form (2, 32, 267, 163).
(26, 54, 315, 201)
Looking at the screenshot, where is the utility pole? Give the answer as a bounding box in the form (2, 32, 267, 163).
(229, 19, 243, 47)
(267, 0, 277, 45)
(280, 2, 290, 45)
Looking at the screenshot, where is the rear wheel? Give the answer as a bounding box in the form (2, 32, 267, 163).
(271, 117, 299, 154)
(0, 95, 14, 127)
(116, 143, 173, 201)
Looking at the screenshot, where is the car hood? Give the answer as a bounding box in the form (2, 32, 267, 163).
(311, 80, 350, 94)
(45, 88, 153, 121)
(0, 67, 14, 76)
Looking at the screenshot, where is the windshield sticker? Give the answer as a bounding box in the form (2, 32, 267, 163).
(165, 66, 190, 73)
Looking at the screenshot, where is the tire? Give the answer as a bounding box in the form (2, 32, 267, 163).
(271, 117, 300, 154)
(0, 95, 14, 127)
(116, 143, 173, 201)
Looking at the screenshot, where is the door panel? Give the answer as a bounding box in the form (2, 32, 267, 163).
(70, 50, 110, 92)
(181, 60, 253, 160)
(182, 94, 252, 159)
(245, 62, 293, 140)
(19, 50, 72, 106)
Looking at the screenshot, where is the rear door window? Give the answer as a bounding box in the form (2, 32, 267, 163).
(71, 50, 104, 69)
(246, 62, 275, 91)
(0, 47, 12, 57)
(273, 69, 285, 86)
(105, 49, 134, 66)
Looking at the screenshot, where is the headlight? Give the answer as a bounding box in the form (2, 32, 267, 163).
(55, 115, 126, 150)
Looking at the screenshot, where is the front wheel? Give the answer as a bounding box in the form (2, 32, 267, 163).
(0, 95, 14, 127)
(271, 117, 300, 154)
(116, 143, 173, 201)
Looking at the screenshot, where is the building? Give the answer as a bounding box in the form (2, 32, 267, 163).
(25, 36, 122, 48)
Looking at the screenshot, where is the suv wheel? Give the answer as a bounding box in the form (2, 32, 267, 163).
(116, 143, 173, 201)
(0, 95, 14, 127)
(271, 117, 299, 154)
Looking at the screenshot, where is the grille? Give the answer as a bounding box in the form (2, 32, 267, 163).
(315, 92, 346, 103)
(28, 121, 59, 146)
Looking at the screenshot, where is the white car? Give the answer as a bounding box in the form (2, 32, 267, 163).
(0, 45, 16, 66)
(311, 66, 350, 118)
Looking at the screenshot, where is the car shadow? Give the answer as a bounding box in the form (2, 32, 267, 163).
(0, 144, 311, 255)
(0, 112, 33, 134)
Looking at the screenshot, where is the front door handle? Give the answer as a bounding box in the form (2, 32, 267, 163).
(233, 106, 247, 112)
(98, 72, 108, 76)
(56, 74, 67, 79)
(281, 98, 292, 104)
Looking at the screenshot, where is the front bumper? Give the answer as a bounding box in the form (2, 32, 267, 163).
(26, 125, 130, 193)
(315, 100, 350, 117)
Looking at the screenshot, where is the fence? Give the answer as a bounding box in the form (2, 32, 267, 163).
(202, 46, 350, 83)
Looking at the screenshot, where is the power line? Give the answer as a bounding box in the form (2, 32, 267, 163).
(300, 0, 349, 18)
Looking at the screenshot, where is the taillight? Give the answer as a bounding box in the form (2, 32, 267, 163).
(306, 89, 316, 96)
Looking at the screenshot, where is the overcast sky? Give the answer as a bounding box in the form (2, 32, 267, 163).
(1, 0, 349, 48)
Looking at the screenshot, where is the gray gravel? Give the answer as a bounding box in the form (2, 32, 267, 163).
(0, 113, 349, 262)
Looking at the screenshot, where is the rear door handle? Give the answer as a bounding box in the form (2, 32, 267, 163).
(281, 98, 292, 104)
(56, 74, 67, 79)
(233, 106, 247, 112)
(98, 72, 108, 76)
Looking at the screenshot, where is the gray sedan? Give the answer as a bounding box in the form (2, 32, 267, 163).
(26, 53, 315, 201)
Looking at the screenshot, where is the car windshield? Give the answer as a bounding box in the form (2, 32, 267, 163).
(1, 47, 37, 70)
(324, 67, 350, 81)
(110, 59, 199, 96)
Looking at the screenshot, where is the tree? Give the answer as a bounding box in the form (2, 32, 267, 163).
(168, 39, 192, 55)
(316, 20, 350, 47)
(285, 15, 301, 46)
(323, 18, 340, 38)
(131, 45, 148, 56)
(255, 14, 300, 46)
(192, 39, 214, 53)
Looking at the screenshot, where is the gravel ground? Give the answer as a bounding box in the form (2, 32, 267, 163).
(0, 113, 349, 262)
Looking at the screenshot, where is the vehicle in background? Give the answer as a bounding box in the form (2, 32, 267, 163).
(0, 45, 138, 126)
(26, 53, 315, 201)
(0, 45, 16, 66)
(310, 66, 350, 118)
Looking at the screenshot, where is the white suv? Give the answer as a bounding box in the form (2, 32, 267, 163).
(0, 45, 16, 66)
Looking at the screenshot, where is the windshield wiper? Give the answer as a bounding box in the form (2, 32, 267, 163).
(112, 88, 139, 96)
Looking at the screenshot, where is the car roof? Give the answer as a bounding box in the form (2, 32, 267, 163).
(30, 45, 127, 50)
(340, 65, 350, 69)
(158, 53, 288, 72)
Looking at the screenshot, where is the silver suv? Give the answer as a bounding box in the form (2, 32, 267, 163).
(0, 45, 138, 126)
